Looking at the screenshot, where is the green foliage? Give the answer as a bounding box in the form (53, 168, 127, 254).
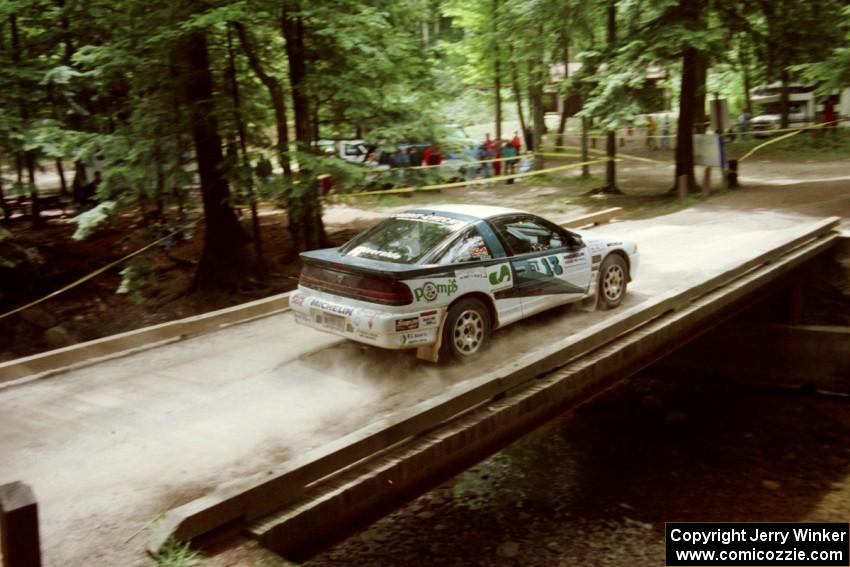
(117, 257, 156, 304)
(728, 128, 850, 161)
(796, 6, 850, 90)
(150, 536, 202, 567)
(0, 0, 847, 286)
(70, 201, 116, 241)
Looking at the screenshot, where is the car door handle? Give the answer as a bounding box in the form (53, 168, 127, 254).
(515, 266, 527, 273)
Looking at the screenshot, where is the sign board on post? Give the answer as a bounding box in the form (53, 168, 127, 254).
(709, 98, 730, 132)
(693, 134, 726, 168)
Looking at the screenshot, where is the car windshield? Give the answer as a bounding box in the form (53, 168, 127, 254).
(340, 213, 469, 264)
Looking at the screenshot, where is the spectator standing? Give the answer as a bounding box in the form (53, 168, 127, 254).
(255, 156, 273, 184)
(660, 115, 671, 149)
(423, 145, 443, 166)
(738, 108, 751, 140)
(501, 141, 518, 182)
(493, 140, 502, 177)
(483, 133, 496, 156)
(823, 99, 837, 130)
(408, 146, 424, 168)
(511, 131, 522, 153)
(646, 116, 657, 150)
(465, 145, 479, 181)
(477, 143, 493, 179)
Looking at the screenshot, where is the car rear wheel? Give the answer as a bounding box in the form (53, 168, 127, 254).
(598, 254, 628, 310)
(440, 298, 491, 362)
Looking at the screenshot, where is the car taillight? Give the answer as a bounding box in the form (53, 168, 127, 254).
(300, 264, 413, 306)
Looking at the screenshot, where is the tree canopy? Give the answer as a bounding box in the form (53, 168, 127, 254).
(0, 0, 846, 289)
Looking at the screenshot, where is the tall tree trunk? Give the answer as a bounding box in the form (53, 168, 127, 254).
(0, 154, 10, 222)
(234, 22, 291, 175)
(693, 51, 708, 133)
(581, 115, 590, 178)
(675, 45, 699, 193)
(282, 0, 326, 252)
(492, 0, 502, 141)
(181, 29, 247, 290)
(282, 2, 311, 150)
(10, 14, 41, 225)
(556, 16, 571, 148)
(779, 67, 790, 129)
(227, 25, 266, 279)
(529, 53, 545, 169)
(602, 0, 621, 193)
(739, 39, 752, 113)
(509, 53, 528, 148)
(55, 159, 67, 196)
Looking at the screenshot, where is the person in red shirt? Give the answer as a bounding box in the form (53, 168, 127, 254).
(823, 99, 838, 129)
(511, 131, 522, 152)
(421, 145, 443, 166)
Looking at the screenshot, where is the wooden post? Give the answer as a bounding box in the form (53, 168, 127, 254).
(702, 167, 711, 195)
(0, 482, 42, 567)
(727, 159, 739, 188)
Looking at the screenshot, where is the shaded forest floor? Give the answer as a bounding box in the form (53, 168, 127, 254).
(2, 150, 849, 363)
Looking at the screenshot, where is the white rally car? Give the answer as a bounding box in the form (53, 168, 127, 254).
(291, 205, 639, 362)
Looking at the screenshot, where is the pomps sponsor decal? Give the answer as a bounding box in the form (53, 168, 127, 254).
(413, 279, 458, 302)
(488, 264, 513, 291)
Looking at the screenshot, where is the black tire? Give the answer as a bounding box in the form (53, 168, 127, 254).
(598, 254, 628, 310)
(439, 297, 492, 362)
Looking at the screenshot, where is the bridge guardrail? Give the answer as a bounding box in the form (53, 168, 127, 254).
(148, 216, 840, 555)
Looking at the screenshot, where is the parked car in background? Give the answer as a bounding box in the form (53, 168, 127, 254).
(750, 83, 816, 134)
(315, 139, 370, 164)
(291, 204, 639, 362)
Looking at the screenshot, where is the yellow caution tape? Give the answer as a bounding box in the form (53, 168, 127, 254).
(545, 146, 670, 165)
(374, 151, 548, 172)
(0, 221, 197, 321)
(533, 152, 583, 158)
(738, 121, 834, 162)
(339, 157, 612, 197)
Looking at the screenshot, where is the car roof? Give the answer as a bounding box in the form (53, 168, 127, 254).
(414, 204, 526, 220)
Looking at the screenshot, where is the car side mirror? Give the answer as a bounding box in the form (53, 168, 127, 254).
(566, 233, 583, 248)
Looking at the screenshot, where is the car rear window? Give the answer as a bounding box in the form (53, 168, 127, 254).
(340, 213, 468, 264)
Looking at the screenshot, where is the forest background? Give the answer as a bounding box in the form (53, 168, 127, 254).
(1, 0, 848, 357)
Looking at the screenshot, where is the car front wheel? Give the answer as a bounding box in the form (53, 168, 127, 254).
(440, 298, 492, 362)
(598, 254, 628, 310)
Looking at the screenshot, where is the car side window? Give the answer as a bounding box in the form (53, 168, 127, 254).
(438, 227, 492, 264)
(491, 216, 571, 255)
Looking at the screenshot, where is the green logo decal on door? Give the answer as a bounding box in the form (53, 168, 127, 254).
(489, 265, 511, 286)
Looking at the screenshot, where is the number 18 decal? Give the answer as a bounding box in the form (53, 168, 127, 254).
(528, 255, 564, 277)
